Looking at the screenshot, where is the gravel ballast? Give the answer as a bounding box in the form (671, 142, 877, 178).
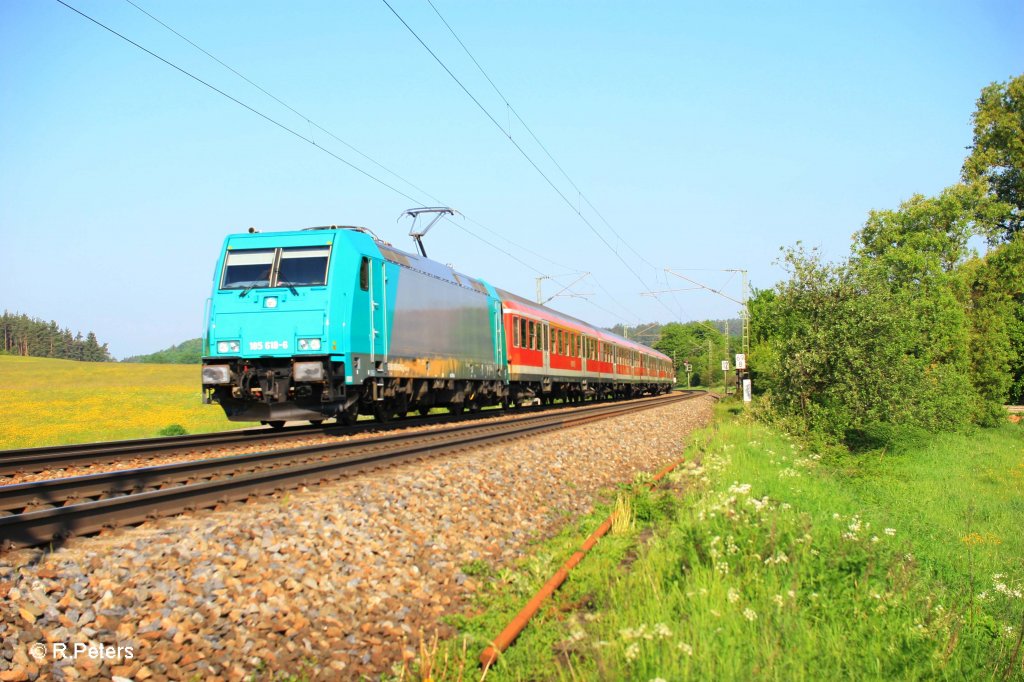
(0, 395, 713, 681)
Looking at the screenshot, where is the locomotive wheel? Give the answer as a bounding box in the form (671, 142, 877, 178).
(449, 402, 464, 416)
(373, 402, 390, 423)
(309, 420, 324, 426)
(337, 402, 359, 425)
(392, 395, 410, 420)
(418, 406, 431, 417)
(267, 421, 285, 430)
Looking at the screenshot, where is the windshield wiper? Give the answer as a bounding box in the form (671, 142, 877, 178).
(239, 269, 271, 297)
(277, 278, 300, 296)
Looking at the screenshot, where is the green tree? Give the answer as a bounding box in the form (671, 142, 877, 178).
(962, 74, 1024, 240)
(653, 321, 726, 386)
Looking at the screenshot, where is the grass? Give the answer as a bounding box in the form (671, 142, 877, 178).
(418, 401, 1024, 681)
(0, 355, 240, 448)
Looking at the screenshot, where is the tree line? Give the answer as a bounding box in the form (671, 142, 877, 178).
(0, 312, 112, 362)
(748, 74, 1024, 441)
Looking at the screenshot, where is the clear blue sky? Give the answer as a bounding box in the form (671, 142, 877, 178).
(1, 0, 1021, 358)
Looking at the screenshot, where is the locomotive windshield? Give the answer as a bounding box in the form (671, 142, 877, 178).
(220, 246, 330, 290)
(278, 247, 329, 286)
(221, 249, 274, 289)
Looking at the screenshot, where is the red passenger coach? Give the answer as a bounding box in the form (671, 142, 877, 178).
(496, 289, 674, 406)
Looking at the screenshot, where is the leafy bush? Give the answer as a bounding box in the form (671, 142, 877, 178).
(158, 424, 187, 436)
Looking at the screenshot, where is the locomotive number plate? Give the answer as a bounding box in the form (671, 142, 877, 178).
(249, 340, 289, 351)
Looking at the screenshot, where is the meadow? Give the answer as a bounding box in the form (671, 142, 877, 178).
(423, 401, 1024, 680)
(0, 356, 240, 448)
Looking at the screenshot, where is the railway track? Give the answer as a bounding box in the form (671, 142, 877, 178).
(0, 395, 670, 476)
(0, 392, 697, 551)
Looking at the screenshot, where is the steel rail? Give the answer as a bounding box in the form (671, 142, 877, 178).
(0, 395, 665, 476)
(0, 393, 696, 551)
(0, 394, 680, 513)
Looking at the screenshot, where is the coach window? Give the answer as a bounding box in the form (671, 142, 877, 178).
(222, 249, 275, 289)
(520, 318, 528, 350)
(528, 320, 535, 350)
(278, 246, 330, 287)
(513, 316, 520, 347)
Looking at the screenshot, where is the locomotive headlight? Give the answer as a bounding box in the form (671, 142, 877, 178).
(217, 340, 240, 353)
(202, 364, 230, 385)
(263, 297, 278, 309)
(293, 361, 324, 382)
(298, 338, 322, 351)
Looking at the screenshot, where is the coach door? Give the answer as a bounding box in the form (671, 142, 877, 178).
(368, 257, 388, 368)
(542, 321, 550, 370)
(492, 299, 504, 377)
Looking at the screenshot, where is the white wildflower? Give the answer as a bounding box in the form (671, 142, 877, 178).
(727, 588, 740, 604)
(743, 608, 758, 621)
(625, 642, 640, 661)
(677, 642, 693, 656)
(772, 594, 784, 608)
(884, 528, 896, 536)
(653, 623, 672, 639)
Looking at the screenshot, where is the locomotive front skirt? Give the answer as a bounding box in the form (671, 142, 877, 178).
(201, 225, 674, 426)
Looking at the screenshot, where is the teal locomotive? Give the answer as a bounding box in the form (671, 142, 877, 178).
(201, 217, 674, 427)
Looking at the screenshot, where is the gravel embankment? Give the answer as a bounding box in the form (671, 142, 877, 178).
(0, 396, 712, 681)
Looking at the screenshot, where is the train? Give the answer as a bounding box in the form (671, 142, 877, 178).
(200, 215, 675, 427)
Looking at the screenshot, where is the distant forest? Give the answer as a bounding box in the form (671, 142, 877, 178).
(122, 338, 203, 364)
(608, 319, 742, 347)
(0, 312, 111, 362)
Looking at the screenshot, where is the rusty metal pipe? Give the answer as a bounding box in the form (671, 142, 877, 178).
(479, 456, 685, 668)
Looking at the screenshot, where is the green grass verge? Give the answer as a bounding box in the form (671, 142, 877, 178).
(419, 401, 1024, 680)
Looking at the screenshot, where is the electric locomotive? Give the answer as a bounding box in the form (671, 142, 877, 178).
(200, 213, 674, 427)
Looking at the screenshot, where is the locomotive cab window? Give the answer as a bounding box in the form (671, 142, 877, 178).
(359, 257, 370, 291)
(278, 247, 330, 287)
(222, 249, 275, 289)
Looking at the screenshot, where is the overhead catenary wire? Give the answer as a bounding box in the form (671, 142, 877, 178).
(62, 0, 663, 329)
(121, 0, 445, 206)
(55, 0, 424, 206)
(121, 0, 587, 279)
(423, 0, 662, 274)
(67, 0, 595, 297)
(380, 0, 681, 323)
